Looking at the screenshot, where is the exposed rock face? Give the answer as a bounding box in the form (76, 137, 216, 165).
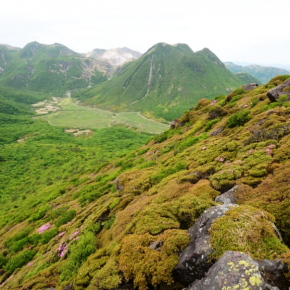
(267, 78, 290, 102)
(85, 47, 142, 66)
(243, 83, 259, 91)
(256, 259, 290, 290)
(185, 251, 279, 290)
(215, 185, 239, 204)
(173, 204, 237, 286)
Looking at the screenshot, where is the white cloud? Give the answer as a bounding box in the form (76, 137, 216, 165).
(0, 0, 289, 65)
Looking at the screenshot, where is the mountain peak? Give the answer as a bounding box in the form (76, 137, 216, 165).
(85, 47, 141, 66)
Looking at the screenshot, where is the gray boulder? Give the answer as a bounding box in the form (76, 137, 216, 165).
(243, 83, 259, 91)
(215, 185, 238, 204)
(256, 259, 290, 290)
(173, 204, 237, 286)
(186, 251, 280, 290)
(267, 78, 290, 102)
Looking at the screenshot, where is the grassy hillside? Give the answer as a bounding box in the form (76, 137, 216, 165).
(225, 61, 289, 84)
(234, 72, 262, 85)
(1, 75, 290, 289)
(0, 42, 111, 96)
(74, 43, 243, 121)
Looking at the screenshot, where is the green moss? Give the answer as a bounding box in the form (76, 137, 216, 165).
(209, 205, 289, 260)
(119, 229, 189, 290)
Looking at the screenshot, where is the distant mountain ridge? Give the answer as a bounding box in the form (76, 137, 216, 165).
(74, 43, 244, 121)
(84, 47, 142, 66)
(0, 41, 114, 95)
(224, 62, 289, 84)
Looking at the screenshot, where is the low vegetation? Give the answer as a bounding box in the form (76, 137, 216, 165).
(1, 76, 290, 290)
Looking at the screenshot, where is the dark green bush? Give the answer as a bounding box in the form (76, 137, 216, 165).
(39, 228, 58, 244)
(60, 231, 97, 282)
(56, 210, 76, 227)
(227, 110, 250, 128)
(4, 250, 35, 274)
(0, 254, 8, 269)
(205, 118, 220, 131)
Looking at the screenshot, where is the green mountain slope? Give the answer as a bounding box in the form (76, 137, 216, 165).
(1, 75, 290, 289)
(234, 72, 262, 85)
(0, 42, 112, 96)
(225, 61, 289, 84)
(74, 43, 243, 121)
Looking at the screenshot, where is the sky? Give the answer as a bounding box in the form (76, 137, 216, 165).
(1, 0, 289, 66)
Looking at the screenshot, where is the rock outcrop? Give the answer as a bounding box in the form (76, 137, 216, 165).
(267, 78, 290, 102)
(173, 204, 237, 285)
(215, 185, 239, 204)
(256, 259, 290, 290)
(185, 251, 279, 290)
(243, 83, 259, 91)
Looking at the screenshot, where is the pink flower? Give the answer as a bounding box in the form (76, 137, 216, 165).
(210, 100, 218, 105)
(268, 144, 275, 149)
(219, 158, 225, 162)
(26, 261, 34, 267)
(73, 236, 80, 241)
(57, 242, 68, 257)
(69, 230, 79, 240)
(248, 149, 253, 154)
(38, 223, 51, 234)
(58, 232, 65, 237)
(243, 104, 248, 108)
(265, 148, 272, 155)
(202, 147, 207, 150)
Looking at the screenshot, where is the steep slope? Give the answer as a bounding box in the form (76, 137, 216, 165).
(234, 72, 262, 85)
(225, 61, 289, 84)
(1, 75, 290, 289)
(0, 42, 113, 95)
(85, 47, 142, 66)
(74, 43, 244, 121)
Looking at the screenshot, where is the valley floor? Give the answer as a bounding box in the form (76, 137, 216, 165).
(35, 97, 169, 134)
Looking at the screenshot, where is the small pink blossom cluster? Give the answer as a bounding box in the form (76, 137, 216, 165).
(215, 157, 225, 162)
(26, 261, 34, 267)
(38, 222, 51, 234)
(57, 242, 68, 257)
(243, 104, 248, 108)
(202, 146, 207, 150)
(210, 99, 218, 106)
(69, 230, 79, 240)
(248, 149, 254, 154)
(58, 231, 65, 237)
(265, 144, 275, 156)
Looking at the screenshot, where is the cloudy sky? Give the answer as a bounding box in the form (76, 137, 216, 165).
(1, 0, 289, 66)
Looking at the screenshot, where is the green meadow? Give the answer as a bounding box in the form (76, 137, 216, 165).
(36, 97, 169, 134)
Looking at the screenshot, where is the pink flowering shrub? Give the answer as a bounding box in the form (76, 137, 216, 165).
(57, 242, 68, 258)
(58, 232, 65, 237)
(210, 100, 218, 106)
(38, 223, 51, 234)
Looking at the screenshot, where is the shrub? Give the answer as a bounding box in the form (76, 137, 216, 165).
(55, 210, 76, 227)
(60, 231, 97, 282)
(227, 110, 250, 128)
(0, 254, 8, 269)
(4, 250, 35, 274)
(205, 118, 220, 131)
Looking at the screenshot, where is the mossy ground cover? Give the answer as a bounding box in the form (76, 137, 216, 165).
(1, 76, 290, 289)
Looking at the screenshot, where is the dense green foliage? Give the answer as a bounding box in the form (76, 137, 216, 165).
(74, 44, 243, 121)
(1, 69, 290, 290)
